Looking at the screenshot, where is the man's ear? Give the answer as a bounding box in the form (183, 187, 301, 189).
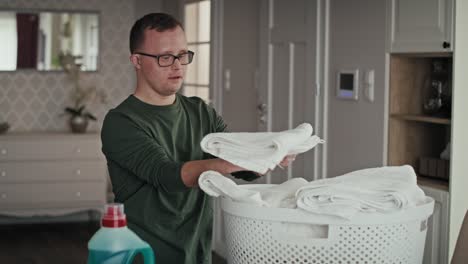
(130, 54, 141, 69)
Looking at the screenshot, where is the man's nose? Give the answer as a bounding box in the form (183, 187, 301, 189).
(171, 58, 182, 69)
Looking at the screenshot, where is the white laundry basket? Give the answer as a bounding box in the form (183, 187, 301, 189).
(220, 185, 434, 264)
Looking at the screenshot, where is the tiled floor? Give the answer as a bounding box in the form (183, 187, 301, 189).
(0, 222, 228, 264)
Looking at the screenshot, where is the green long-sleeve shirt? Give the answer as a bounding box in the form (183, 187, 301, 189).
(101, 94, 257, 264)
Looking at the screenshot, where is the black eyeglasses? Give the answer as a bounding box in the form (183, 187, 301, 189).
(134, 51, 195, 67)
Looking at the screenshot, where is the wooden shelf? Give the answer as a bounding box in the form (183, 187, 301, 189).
(389, 56, 452, 194)
(417, 176, 449, 192)
(391, 114, 451, 125)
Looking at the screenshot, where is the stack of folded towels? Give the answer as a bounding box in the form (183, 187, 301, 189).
(294, 165, 426, 219)
(199, 124, 426, 219)
(199, 165, 427, 219)
(200, 123, 324, 174)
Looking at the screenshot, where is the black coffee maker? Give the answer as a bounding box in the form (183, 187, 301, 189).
(423, 58, 452, 117)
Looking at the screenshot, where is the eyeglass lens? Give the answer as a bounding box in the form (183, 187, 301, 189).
(158, 52, 194, 67)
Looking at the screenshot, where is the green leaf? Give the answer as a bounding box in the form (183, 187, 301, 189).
(77, 105, 85, 114)
(64, 107, 81, 116)
(85, 112, 97, 121)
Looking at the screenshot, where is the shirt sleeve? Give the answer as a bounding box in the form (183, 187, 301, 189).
(101, 111, 189, 193)
(207, 104, 261, 182)
(207, 104, 227, 133)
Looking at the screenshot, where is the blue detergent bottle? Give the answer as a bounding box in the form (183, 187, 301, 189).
(87, 203, 155, 264)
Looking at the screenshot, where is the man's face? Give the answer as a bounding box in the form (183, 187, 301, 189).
(135, 26, 188, 97)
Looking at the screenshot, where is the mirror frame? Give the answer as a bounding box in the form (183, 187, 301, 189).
(0, 8, 101, 73)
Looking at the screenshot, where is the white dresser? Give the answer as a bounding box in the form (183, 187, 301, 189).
(0, 132, 107, 217)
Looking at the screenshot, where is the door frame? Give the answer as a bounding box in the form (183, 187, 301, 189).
(210, 0, 224, 113)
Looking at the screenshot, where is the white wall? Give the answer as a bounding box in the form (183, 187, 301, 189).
(449, 0, 468, 259)
(327, 0, 387, 177)
(161, 0, 181, 19)
(135, 0, 162, 19)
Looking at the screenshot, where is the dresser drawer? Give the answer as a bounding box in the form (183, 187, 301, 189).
(0, 161, 107, 183)
(0, 182, 106, 209)
(0, 136, 103, 161)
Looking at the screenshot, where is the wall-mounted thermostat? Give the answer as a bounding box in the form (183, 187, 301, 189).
(336, 69, 359, 100)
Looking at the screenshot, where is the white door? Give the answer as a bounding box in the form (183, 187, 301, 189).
(258, 0, 326, 184)
(388, 0, 453, 52)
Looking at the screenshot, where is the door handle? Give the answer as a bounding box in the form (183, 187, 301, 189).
(257, 103, 267, 124)
(257, 103, 267, 112)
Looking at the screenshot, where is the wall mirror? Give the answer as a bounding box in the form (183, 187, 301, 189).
(0, 10, 99, 71)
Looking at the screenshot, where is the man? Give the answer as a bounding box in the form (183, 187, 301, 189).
(101, 13, 294, 264)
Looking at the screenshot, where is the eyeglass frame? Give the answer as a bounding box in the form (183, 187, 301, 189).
(133, 50, 195, 67)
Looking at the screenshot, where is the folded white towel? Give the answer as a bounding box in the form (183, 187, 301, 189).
(199, 170, 308, 208)
(200, 123, 324, 174)
(260, 177, 308, 208)
(295, 165, 426, 219)
(198, 170, 266, 206)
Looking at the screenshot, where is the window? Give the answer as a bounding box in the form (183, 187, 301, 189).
(0, 12, 18, 70)
(183, 0, 211, 103)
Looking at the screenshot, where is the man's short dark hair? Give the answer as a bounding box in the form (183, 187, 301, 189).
(129, 13, 183, 53)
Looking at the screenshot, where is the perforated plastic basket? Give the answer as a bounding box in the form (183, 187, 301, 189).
(220, 185, 434, 264)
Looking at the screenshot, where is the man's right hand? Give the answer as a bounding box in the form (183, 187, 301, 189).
(181, 158, 248, 187)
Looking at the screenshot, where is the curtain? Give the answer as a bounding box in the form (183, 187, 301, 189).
(16, 13, 39, 69)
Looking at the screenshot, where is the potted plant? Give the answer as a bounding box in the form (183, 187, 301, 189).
(59, 52, 106, 133)
(65, 106, 97, 133)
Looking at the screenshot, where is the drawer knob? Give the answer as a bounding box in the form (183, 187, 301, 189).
(76, 169, 81, 175)
(1, 193, 6, 199)
(1, 171, 5, 177)
(1, 149, 6, 155)
(76, 191, 81, 197)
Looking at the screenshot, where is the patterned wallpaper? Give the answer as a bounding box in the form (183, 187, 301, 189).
(0, 0, 136, 132)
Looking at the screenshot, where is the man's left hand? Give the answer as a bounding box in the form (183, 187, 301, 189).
(252, 155, 297, 177)
(279, 154, 296, 168)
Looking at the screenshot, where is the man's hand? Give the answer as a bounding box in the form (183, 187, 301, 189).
(254, 155, 297, 176)
(181, 158, 247, 187)
(279, 154, 296, 168)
